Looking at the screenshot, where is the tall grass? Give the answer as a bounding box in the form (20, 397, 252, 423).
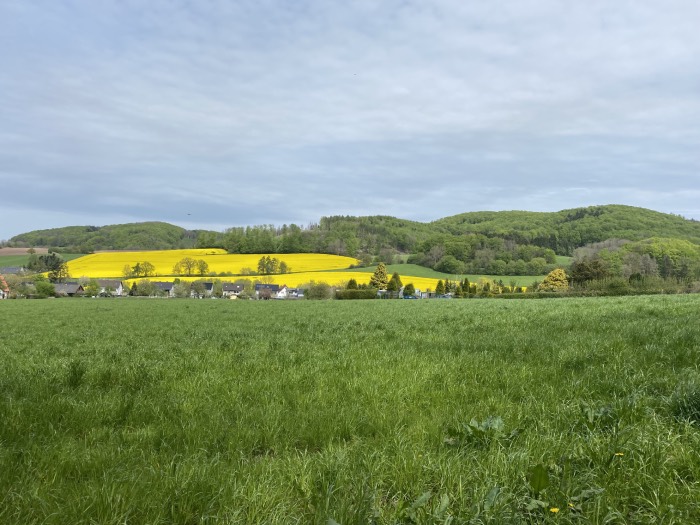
(1, 296, 699, 523)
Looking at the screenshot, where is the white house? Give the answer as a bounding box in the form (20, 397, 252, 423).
(0, 275, 8, 299)
(97, 279, 124, 297)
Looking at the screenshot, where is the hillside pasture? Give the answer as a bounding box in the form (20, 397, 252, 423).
(340, 263, 541, 287)
(1, 296, 700, 523)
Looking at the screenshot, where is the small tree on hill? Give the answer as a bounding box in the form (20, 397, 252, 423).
(386, 272, 403, 295)
(538, 268, 569, 292)
(435, 280, 445, 295)
(346, 278, 358, 290)
(369, 263, 389, 289)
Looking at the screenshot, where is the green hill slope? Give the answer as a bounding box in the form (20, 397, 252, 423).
(433, 205, 700, 255)
(7, 206, 700, 260)
(9, 222, 206, 252)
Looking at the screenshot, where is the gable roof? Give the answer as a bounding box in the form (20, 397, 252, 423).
(97, 279, 123, 288)
(153, 282, 174, 291)
(54, 282, 83, 295)
(223, 283, 244, 292)
(255, 283, 280, 291)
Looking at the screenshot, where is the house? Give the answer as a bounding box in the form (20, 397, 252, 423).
(190, 281, 215, 298)
(54, 282, 84, 297)
(275, 285, 289, 299)
(0, 266, 24, 275)
(286, 288, 303, 299)
(0, 275, 8, 299)
(222, 283, 244, 298)
(255, 283, 279, 299)
(97, 279, 124, 297)
(153, 282, 175, 297)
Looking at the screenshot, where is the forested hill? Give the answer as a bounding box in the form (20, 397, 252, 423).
(432, 205, 700, 254)
(6, 205, 700, 257)
(9, 222, 205, 252)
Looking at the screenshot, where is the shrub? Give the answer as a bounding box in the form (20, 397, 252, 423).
(335, 289, 377, 300)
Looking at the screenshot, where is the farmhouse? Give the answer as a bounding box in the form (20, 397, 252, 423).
(54, 282, 84, 297)
(255, 283, 279, 299)
(97, 279, 124, 296)
(222, 283, 244, 298)
(0, 275, 8, 299)
(0, 266, 24, 275)
(153, 282, 175, 297)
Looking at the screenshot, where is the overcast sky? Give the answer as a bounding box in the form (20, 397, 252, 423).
(1, 0, 699, 240)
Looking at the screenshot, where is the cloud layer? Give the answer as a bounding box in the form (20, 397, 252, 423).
(1, 0, 699, 239)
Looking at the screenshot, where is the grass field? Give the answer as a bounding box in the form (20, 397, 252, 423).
(0, 253, 84, 267)
(2, 296, 700, 523)
(341, 263, 541, 287)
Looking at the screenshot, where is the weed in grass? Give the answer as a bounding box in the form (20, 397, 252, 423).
(670, 383, 700, 424)
(65, 359, 86, 389)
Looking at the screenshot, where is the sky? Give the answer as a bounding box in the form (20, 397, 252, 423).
(1, 0, 699, 240)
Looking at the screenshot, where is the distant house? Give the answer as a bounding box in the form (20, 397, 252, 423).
(54, 282, 84, 297)
(189, 281, 215, 298)
(97, 279, 124, 297)
(287, 288, 303, 299)
(0, 266, 23, 275)
(153, 282, 175, 297)
(255, 283, 279, 299)
(222, 283, 244, 298)
(275, 285, 289, 299)
(0, 275, 8, 299)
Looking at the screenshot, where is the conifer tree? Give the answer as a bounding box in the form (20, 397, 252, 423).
(435, 280, 445, 295)
(387, 272, 402, 292)
(369, 263, 389, 289)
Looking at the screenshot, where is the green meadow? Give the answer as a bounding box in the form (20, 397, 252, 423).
(339, 263, 541, 287)
(1, 296, 700, 524)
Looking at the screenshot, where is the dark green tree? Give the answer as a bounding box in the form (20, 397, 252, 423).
(387, 272, 402, 294)
(435, 280, 445, 295)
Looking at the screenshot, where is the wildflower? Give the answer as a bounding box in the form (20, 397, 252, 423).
(550, 507, 559, 513)
(614, 452, 624, 457)
(568, 502, 575, 508)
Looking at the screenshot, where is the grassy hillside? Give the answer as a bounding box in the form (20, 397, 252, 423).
(2, 297, 700, 523)
(0, 253, 84, 268)
(9, 222, 207, 252)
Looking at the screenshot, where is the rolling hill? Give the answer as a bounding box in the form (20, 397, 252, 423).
(6, 205, 700, 258)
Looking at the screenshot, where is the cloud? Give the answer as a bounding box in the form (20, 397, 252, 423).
(1, 0, 699, 240)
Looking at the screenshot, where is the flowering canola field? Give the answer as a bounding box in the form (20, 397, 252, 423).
(69, 249, 444, 290)
(67, 250, 359, 278)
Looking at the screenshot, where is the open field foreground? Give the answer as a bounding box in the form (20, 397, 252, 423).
(2, 296, 700, 524)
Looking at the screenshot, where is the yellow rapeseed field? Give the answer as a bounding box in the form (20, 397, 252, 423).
(67, 250, 360, 278)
